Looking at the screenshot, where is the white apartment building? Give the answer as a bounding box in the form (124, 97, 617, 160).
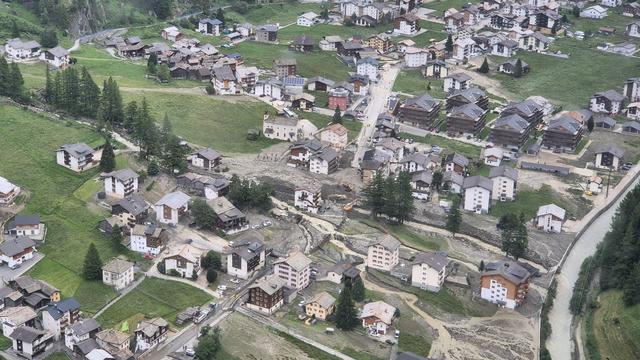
(274, 251, 312, 290)
(366, 235, 400, 272)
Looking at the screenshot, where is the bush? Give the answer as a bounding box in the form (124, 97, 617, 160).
(147, 161, 160, 175)
(206, 268, 218, 283)
(157, 261, 166, 274)
(146, 180, 156, 191)
(168, 269, 182, 277)
(205, 84, 215, 95)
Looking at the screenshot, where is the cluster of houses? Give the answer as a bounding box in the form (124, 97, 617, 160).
(2, 38, 70, 68)
(590, 77, 640, 133)
(0, 274, 168, 359)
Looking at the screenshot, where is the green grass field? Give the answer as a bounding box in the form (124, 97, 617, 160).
(277, 24, 389, 43)
(222, 41, 350, 81)
(490, 184, 591, 220)
(400, 132, 482, 159)
(488, 37, 640, 109)
(0, 1, 42, 42)
(225, 3, 325, 25)
(396, 21, 448, 46)
(44, 353, 70, 360)
(121, 92, 280, 153)
(423, 0, 482, 13)
(590, 290, 640, 360)
(394, 69, 445, 98)
(360, 219, 447, 251)
(96, 277, 212, 329)
(0, 105, 120, 314)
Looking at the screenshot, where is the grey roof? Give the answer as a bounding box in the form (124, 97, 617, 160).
(102, 258, 134, 274)
(594, 89, 625, 102)
(449, 103, 485, 120)
(444, 153, 469, 167)
(446, 72, 472, 83)
(213, 65, 236, 81)
(274, 58, 296, 66)
(194, 148, 221, 161)
(501, 59, 529, 68)
(47, 46, 69, 57)
(10, 214, 40, 227)
(623, 121, 640, 131)
(155, 191, 190, 209)
(357, 56, 378, 66)
(113, 194, 149, 216)
(308, 76, 335, 87)
(413, 251, 448, 271)
(371, 234, 401, 251)
(489, 165, 518, 181)
(520, 162, 570, 175)
(258, 24, 278, 32)
(0, 236, 35, 257)
(7, 38, 40, 50)
(547, 116, 582, 134)
(200, 18, 222, 25)
(308, 291, 335, 309)
(594, 145, 625, 158)
(275, 251, 311, 271)
(291, 139, 324, 152)
(594, 115, 616, 126)
(136, 317, 168, 338)
(250, 274, 285, 295)
(76, 338, 99, 355)
(537, 204, 566, 219)
(405, 93, 439, 111)
(463, 175, 492, 191)
(9, 326, 46, 342)
(411, 170, 434, 185)
(105, 168, 138, 182)
(69, 318, 101, 337)
(443, 170, 464, 185)
(493, 114, 529, 133)
(503, 100, 541, 117)
(45, 298, 80, 320)
(314, 148, 338, 162)
(228, 232, 264, 260)
(59, 143, 94, 158)
(448, 87, 485, 103)
(483, 261, 531, 285)
(208, 197, 245, 222)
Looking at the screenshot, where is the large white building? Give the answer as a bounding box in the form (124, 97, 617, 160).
(297, 12, 320, 27)
(0, 176, 21, 206)
(164, 244, 202, 278)
(294, 184, 323, 214)
(130, 223, 166, 255)
(462, 176, 492, 213)
(39, 46, 69, 68)
(154, 191, 190, 226)
(404, 47, 429, 68)
(56, 143, 96, 172)
(226, 234, 265, 279)
(366, 235, 400, 272)
(318, 123, 348, 149)
(535, 204, 566, 233)
(356, 57, 379, 81)
(274, 251, 312, 290)
(102, 258, 135, 290)
(489, 166, 518, 202)
(104, 168, 139, 198)
(4, 38, 41, 59)
(263, 114, 318, 142)
(411, 252, 449, 292)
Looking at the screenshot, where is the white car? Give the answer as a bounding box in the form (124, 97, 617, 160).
(217, 285, 227, 291)
(185, 348, 195, 357)
(229, 278, 240, 284)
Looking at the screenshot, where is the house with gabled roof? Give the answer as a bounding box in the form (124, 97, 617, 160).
(56, 143, 97, 172)
(536, 204, 566, 233)
(64, 318, 101, 352)
(39, 46, 69, 68)
(481, 260, 531, 308)
(42, 298, 80, 340)
(0, 236, 36, 268)
(163, 244, 202, 278)
(4, 38, 41, 59)
(411, 170, 433, 200)
(463, 176, 492, 213)
(130, 223, 167, 255)
(111, 194, 150, 228)
(367, 235, 400, 272)
(103, 168, 139, 198)
(256, 24, 278, 43)
(274, 251, 312, 290)
(209, 197, 248, 234)
(305, 291, 336, 320)
(443, 171, 464, 194)
(291, 35, 314, 52)
(446, 103, 488, 136)
(489, 165, 518, 201)
(498, 59, 529, 75)
(198, 18, 223, 35)
(444, 153, 469, 175)
(225, 232, 265, 279)
(319, 123, 348, 150)
(0, 176, 21, 206)
(360, 301, 396, 335)
(0, 306, 37, 336)
(446, 87, 488, 111)
(102, 258, 134, 290)
(542, 115, 584, 151)
(5, 214, 44, 239)
(397, 93, 442, 130)
(188, 148, 221, 171)
(135, 317, 168, 352)
(310, 148, 339, 175)
(8, 276, 60, 308)
(594, 145, 625, 171)
(212, 65, 239, 95)
(9, 325, 54, 359)
(154, 191, 190, 225)
(489, 114, 531, 149)
(297, 12, 320, 27)
(443, 73, 472, 93)
(590, 90, 625, 114)
(502, 99, 543, 125)
(411, 251, 449, 292)
(247, 274, 286, 315)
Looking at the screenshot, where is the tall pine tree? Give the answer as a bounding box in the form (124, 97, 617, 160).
(362, 172, 385, 218)
(335, 284, 359, 330)
(82, 243, 103, 280)
(100, 137, 116, 172)
(79, 67, 101, 117)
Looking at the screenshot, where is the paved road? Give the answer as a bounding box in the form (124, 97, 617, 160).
(351, 64, 400, 168)
(547, 174, 640, 359)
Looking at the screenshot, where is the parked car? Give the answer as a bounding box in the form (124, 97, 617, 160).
(185, 348, 195, 357)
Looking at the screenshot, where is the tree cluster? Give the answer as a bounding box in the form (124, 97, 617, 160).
(228, 175, 274, 211)
(362, 172, 414, 224)
(191, 198, 217, 230)
(195, 326, 221, 359)
(40, 28, 58, 48)
(0, 57, 26, 102)
(44, 66, 100, 117)
(98, 77, 125, 127)
(499, 213, 528, 260)
(446, 195, 462, 235)
(599, 184, 640, 305)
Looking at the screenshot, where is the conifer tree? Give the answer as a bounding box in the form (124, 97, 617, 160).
(100, 137, 116, 172)
(478, 57, 489, 74)
(335, 284, 359, 330)
(513, 59, 523, 78)
(362, 172, 385, 218)
(82, 243, 103, 280)
(445, 34, 454, 52)
(351, 276, 366, 302)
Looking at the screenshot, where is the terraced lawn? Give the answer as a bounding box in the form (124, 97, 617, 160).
(591, 290, 640, 360)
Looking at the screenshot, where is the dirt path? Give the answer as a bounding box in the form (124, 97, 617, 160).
(457, 67, 515, 102)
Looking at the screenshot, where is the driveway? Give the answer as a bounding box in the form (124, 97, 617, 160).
(0, 252, 44, 281)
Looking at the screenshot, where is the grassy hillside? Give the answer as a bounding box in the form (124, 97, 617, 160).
(0, 104, 120, 314)
(590, 291, 640, 360)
